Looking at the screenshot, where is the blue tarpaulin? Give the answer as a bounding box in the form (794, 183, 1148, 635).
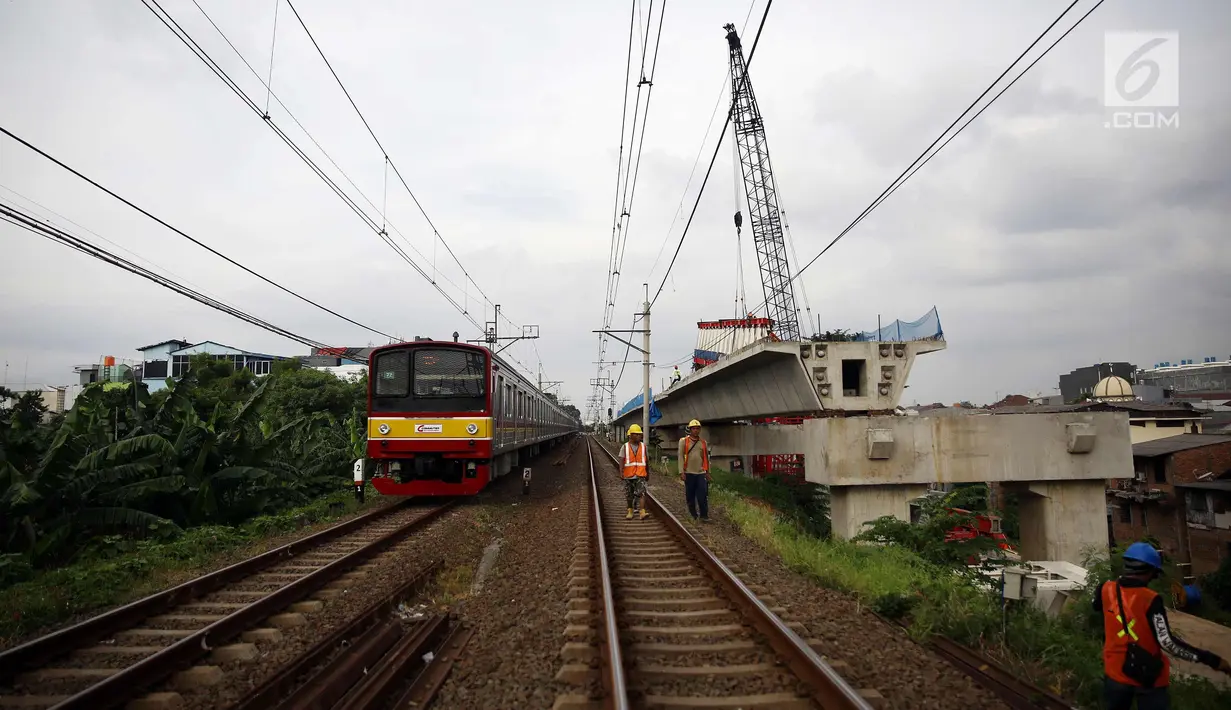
(618, 389, 662, 425)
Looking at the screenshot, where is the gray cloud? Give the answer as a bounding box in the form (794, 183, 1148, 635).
(2, 0, 1229, 413)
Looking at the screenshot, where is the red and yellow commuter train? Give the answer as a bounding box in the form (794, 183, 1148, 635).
(365, 339, 580, 496)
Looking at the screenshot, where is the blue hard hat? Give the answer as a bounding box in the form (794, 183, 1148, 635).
(1123, 542, 1163, 571)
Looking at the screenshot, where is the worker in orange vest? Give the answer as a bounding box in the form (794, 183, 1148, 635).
(618, 424, 649, 520)
(678, 419, 711, 522)
(1093, 542, 1229, 708)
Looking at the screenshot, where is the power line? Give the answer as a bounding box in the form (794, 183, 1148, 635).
(597, 2, 668, 391)
(649, 0, 773, 309)
(1, 201, 333, 352)
(0, 125, 398, 343)
(590, 0, 668, 420)
(282, 0, 505, 322)
(141, 0, 484, 333)
(788, 0, 1096, 285)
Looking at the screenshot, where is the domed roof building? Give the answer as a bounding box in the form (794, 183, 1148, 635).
(1093, 375, 1135, 402)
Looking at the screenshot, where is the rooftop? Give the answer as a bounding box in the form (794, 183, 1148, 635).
(1173, 480, 1231, 493)
(136, 338, 192, 352)
(991, 401, 1203, 417)
(1131, 434, 1231, 458)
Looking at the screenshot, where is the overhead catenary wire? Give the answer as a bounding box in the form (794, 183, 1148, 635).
(144, 0, 484, 334)
(590, 0, 667, 419)
(283, 0, 505, 322)
(0, 125, 398, 344)
(786, 0, 1096, 288)
(601, 1, 667, 385)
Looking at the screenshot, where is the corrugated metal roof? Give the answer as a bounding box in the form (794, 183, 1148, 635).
(136, 339, 192, 352)
(991, 401, 1203, 417)
(1132, 434, 1231, 457)
(1174, 480, 1231, 492)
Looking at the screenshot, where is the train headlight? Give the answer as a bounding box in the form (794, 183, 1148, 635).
(378, 423, 391, 435)
(466, 423, 479, 435)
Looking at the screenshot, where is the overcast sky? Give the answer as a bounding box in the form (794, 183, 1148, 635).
(1, 0, 1227, 412)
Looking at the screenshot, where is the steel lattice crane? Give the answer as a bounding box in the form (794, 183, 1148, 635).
(725, 22, 799, 342)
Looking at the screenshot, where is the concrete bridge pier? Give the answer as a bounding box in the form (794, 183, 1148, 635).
(704, 412, 1131, 564)
(1008, 479, 1110, 565)
(829, 484, 930, 540)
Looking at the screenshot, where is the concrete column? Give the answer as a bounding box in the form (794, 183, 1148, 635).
(829, 484, 929, 540)
(1016, 480, 1110, 565)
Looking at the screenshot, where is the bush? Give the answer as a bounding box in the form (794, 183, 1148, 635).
(0, 487, 372, 642)
(713, 487, 1231, 707)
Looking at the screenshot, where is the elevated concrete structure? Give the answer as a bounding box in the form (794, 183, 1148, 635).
(610, 332, 1124, 565)
(614, 338, 946, 428)
(704, 411, 1132, 563)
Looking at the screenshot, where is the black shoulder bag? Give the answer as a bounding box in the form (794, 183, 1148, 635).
(1115, 582, 1164, 687)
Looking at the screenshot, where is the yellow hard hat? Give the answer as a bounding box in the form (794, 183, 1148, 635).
(627, 424, 643, 435)
(688, 419, 701, 428)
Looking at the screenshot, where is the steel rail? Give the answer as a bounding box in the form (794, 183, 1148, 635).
(586, 439, 631, 710)
(332, 614, 451, 710)
(928, 635, 1073, 709)
(592, 437, 873, 710)
(231, 560, 443, 710)
(389, 621, 474, 709)
(46, 501, 456, 710)
(0, 499, 412, 682)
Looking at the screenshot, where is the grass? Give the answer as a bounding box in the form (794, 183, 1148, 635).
(695, 469, 1231, 709)
(426, 565, 475, 609)
(0, 485, 381, 646)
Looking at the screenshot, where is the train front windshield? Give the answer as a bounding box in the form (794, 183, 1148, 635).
(372, 347, 487, 413)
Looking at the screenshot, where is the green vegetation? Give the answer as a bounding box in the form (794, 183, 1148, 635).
(0, 487, 377, 643)
(703, 474, 1231, 709)
(1, 355, 368, 584)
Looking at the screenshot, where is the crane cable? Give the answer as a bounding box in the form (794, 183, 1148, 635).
(649, 0, 773, 310)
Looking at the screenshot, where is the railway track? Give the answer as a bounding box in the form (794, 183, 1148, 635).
(582, 435, 1075, 710)
(554, 438, 876, 709)
(0, 500, 454, 710)
(234, 561, 472, 710)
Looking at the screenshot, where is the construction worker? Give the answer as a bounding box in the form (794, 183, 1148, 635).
(1093, 542, 1230, 708)
(670, 366, 682, 386)
(618, 424, 649, 519)
(678, 419, 711, 522)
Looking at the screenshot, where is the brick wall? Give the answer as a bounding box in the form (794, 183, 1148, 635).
(1168, 441, 1231, 484)
(1187, 527, 1231, 576)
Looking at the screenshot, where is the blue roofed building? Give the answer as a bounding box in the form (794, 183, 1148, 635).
(138, 339, 289, 392)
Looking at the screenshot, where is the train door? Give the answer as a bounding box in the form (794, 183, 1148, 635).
(495, 375, 504, 451)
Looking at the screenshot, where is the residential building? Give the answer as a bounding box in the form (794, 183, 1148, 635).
(162, 342, 287, 390)
(1108, 434, 1231, 576)
(75, 340, 289, 394)
(136, 339, 192, 388)
(1058, 362, 1136, 403)
(0, 386, 68, 419)
(991, 400, 1206, 444)
(1136, 359, 1231, 403)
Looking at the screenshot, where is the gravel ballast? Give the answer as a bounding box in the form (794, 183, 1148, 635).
(431, 436, 592, 709)
(643, 473, 1011, 710)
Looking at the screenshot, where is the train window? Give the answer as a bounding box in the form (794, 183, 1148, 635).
(414, 349, 485, 398)
(374, 350, 410, 397)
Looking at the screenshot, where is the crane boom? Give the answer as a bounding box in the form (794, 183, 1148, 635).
(724, 23, 799, 342)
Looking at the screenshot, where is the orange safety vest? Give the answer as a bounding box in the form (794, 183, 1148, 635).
(1102, 581, 1169, 687)
(682, 437, 709, 473)
(621, 442, 647, 478)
